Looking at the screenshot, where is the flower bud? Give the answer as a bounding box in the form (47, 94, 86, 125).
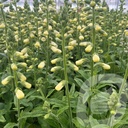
(15, 51, 23, 57)
(51, 58, 61, 64)
(21, 81, 32, 89)
(0, 23, 5, 29)
(1, 76, 13, 85)
(18, 62, 27, 68)
(51, 66, 62, 72)
(51, 46, 62, 54)
(15, 89, 25, 99)
(30, 33, 35, 38)
(103, 32, 108, 36)
(55, 80, 67, 91)
(79, 42, 89, 47)
(124, 30, 128, 36)
(101, 63, 110, 70)
(21, 47, 28, 54)
(85, 45, 93, 52)
(66, 46, 74, 51)
(43, 30, 49, 36)
(50, 41, 58, 48)
(17, 72, 26, 81)
(90, 1, 96, 7)
(93, 54, 100, 62)
(69, 40, 78, 46)
(95, 24, 102, 31)
(77, 25, 81, 30)
(79, 35, 84, 41)
(38, 61, 45, 69)
(44, 113, 50, 119)
(23, 38, 30, 44)
(11, 63, 18, 71)
(110, 110, 116, 115)
(75, 58, 86, 66)
(69, 62, 79, 71)
(34, 41, 41, 48)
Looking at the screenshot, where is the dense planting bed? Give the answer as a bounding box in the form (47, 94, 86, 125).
(0, 0, 128, 128)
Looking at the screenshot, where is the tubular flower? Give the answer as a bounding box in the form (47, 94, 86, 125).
(43, 30, 49, 36)
(21, 47, 28, 54)
(79, 42, 89, 47)
(95, 24, 102, 31)
(124, 30, 128, 36)
(21, 81, 32, 89)
(101, 63, 110, 70)
(18, 62, 27, 68)
(85, 45, 93, 52)
(15, 89, 25, 99)
(1, 76, 13, 86)
(11, 63, 18, 71)
(65, 46, 74, 51)
(51, 46, 62, 54)
(34, 41, 41, 48)
(90, 1, 96, 7)
(51, 58, 61, 64)
(50, 41, 58, 48)
(55, 80, 67, 91)
(38, 61, 45, 69)
(69, 40, 78, 47)
(51, 66, 62, 72)
(69, 62, 79, 71)
(79, 35, 84, 41)
(0, 23, 5, 29)
(92, 54, 100, 62)
(17, 72, 26, 81)
(75, 58, 86, 66)
(23, 38, 30, 44)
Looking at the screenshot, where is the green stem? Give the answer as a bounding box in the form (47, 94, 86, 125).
(119, 65, 128, 97)
(62, 26, 73, 128)
(91, 7, 96, 86)
(13, 70, 21, 128)
(46, 0, 50, 74)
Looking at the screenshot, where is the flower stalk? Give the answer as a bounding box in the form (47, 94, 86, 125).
(61, 24, 73, 128)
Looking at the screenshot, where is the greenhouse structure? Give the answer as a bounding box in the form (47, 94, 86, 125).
(0, 0, 128, 128)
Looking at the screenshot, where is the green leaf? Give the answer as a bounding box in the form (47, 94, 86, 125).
(82, 90, 91, 104)
(0, 115, 6, 122)
(90, 92, 110, 114)
(4, 123, 17, 128)
(92, 124, 110, 128)
(19, 107, 45, 119)
(57, 105, 69, 116)
(74, 78, 84, 87)
(46, 89, 55, 98)
(70, 84, 75, 95)
(77, 70, 90, 79)
(89, 116, 99, 127)
(72, 117, 85, 128)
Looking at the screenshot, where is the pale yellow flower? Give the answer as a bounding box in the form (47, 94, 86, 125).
(55, 80, 67, 91)
(1, 76, 13, 85)
(15, 89, 25, 99)
(85, 45, 93, 52)
(23, 38, 30, 44)
(51, 58, 61, 64)
(34, 41, 41, 48)
(21, 81, 32, 89)
(51, 46, 62, 54)
(17, 72, 26, 81)
(102, 63, 111, 70)
(11, 63, 18, 71)
(76, 59, 86, 66)
(38, 61, 45, 69)
(93, 54, 100, 62)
